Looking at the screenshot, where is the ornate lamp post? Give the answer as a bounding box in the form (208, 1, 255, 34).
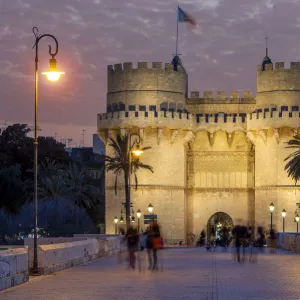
(269, 202, 275, 232)
(137, 209, 142, 232)
(296, 214, 299, 233)
(32, 27, 65, 274)
(281, 209, 286, 232)
(114, 216, 119, 234)
(126, 133, 143, 229)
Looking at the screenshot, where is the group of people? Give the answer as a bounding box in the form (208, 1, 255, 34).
(206, 225, 270, 263)
(121, 221, 163, 270)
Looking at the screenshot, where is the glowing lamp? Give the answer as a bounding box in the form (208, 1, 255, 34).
(296, 215, 300, 223)
(114, 216, 118, 224)
(269, 202, 275, 213)
(132, 144, 143, 157)
(282, 209, 286, 218)
(148, 204, 153, 214)
(137, 209, 142, 219)
(41, 58, 65, 81)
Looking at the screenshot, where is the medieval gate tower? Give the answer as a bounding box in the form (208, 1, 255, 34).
(97, 53, 300, 243)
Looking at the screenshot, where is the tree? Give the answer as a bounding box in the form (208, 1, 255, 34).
(105, 133, 154, 229)
(35, 161, 99, 234)
(285, 135, 300, 184)
(0, 164, 28, 214)
(0, 124, 70, 179)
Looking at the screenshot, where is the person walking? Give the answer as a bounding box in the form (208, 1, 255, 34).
(126, 226, 139, 269)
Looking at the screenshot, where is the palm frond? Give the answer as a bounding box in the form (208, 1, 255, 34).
(285, 135, 300, 184)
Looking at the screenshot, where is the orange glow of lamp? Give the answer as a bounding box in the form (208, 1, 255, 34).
(41, 58, 65, 81)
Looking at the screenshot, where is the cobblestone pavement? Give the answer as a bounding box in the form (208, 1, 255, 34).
(1, 248, 300, 300)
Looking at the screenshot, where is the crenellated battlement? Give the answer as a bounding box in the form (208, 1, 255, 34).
(247, 106, 300, 131)
(108, 62, 177, 73)
(97, 111, 247, 133)
(189, 90, 253, 100)
(257, 62, 300, 72)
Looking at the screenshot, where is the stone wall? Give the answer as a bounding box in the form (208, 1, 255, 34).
(277, 233, 300, 252)
(0, 248, 29, 291)
(29, 236, 124, 275)
(25, 237, 89, 268)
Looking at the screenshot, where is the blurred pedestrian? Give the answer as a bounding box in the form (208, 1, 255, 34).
(126, 226, 139, 269)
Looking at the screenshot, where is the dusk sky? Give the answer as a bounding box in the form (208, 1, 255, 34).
(0, 0, 300, 145)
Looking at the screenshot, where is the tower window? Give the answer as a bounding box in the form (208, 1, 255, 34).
(119, 102, 125, 111)
(139, 105, 146, 111)
(149, 105, 156, 111)
(128, 105, 136, 111)
(160, 102, 168, 111)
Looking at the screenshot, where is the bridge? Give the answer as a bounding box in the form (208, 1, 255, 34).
(0, 248, 298, 300)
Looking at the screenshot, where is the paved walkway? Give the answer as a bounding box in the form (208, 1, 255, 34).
(1, 248, 299, 300)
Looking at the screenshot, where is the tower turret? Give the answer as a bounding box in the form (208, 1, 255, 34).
(106, 61, 188, 113)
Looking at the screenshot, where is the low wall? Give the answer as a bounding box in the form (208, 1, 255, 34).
(27, 235, 124, 275)
(73, 234, 126, 256)
(25, 237, 88, 268)
(277, 233, 300, 253)
(0, 248, 29, 291)
(35, 238, 99, 275)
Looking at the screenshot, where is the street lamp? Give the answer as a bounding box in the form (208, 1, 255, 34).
(119, 216, 124, 223)
(148, 204, 154, 214)
(126, 133, 143, 229)
(148, 204, 154, 220)
(282, 209, 286, 232)
(137, 209, 141, 233)
(269, 202, 275, 232)
(296, 214, 300, 233)
(32, 27, 64, 275)
(114, 216, 119, 234)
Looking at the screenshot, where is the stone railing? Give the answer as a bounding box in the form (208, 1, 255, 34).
(25, 235, 125, 275)
(277, 233, 300, 252)
(0, 248, 29, 291)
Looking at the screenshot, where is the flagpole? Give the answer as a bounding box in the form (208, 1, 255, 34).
(176, 5, 179, 56)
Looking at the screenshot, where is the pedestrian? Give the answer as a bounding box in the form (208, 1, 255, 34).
(126, 226, 139, 269)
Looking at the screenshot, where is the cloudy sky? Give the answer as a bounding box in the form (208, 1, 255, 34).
(0, 0, 299, 145)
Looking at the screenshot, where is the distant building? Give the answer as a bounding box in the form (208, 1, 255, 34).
(93, 134, 105, 155)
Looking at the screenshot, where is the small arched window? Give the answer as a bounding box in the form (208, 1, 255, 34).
(119, 102, 125, 111)
(169, 102, 176, 111)
(112, 103, 118, 112)
(160, 102, 168, 111)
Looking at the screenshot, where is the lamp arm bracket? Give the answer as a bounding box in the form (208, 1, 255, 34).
(32, 27, 59, 58)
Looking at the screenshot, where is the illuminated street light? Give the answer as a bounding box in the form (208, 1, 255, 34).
(32, 26, 65, 275)
(269, 202, 275, 232)
(137, 209, 141, 232)
(282, 209, 286, 232)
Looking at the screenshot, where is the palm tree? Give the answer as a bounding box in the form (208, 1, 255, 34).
(285, 135, 300, 184)
(64, 162, 99, 209)
(37, 161, 99, 234)
(105, 133, 154, 229)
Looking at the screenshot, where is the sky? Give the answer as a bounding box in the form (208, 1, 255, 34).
(0, 0, 300, 146)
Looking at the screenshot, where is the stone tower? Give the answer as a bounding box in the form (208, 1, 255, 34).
(248, 61, 300, 233)
(98, 60, 193, 242)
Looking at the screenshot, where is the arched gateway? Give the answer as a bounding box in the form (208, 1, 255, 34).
(207, 212, 234, 246)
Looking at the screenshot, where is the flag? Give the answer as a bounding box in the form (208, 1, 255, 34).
(178, 6, 199, 27)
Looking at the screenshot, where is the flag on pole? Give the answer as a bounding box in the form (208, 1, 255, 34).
(178, 6, 199, 27)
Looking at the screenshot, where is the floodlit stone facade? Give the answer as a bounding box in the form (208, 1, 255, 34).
(97, 59, 300, 243)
